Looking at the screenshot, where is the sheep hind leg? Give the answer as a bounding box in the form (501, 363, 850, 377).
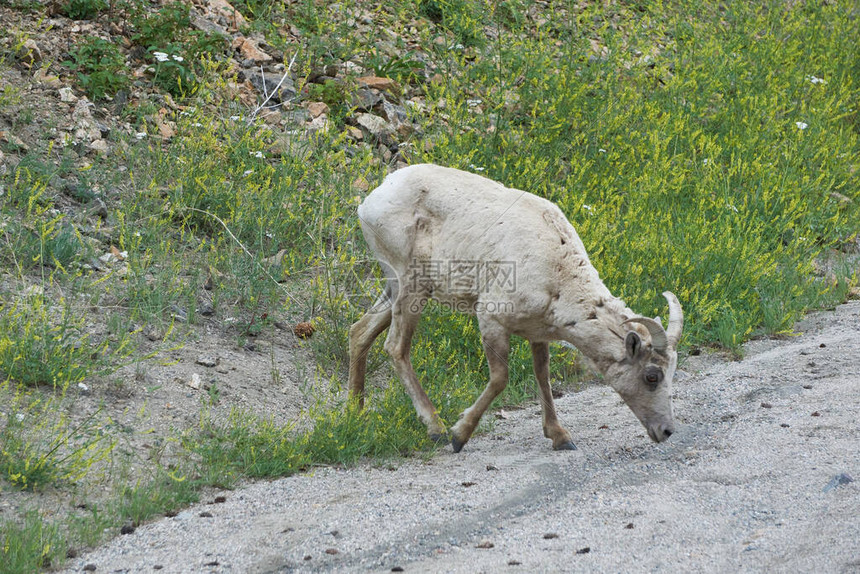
(348, 293, 393, 409)
(531, 341, 576, 451)
(450, 326, 511, 453)
(383, 295, 447, 442)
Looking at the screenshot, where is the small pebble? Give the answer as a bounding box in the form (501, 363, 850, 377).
(83, 565, 96, 572)
(120, 525, 135, 535)
(543, 533, 559, 539)
(625, 523, 634, 529)
(325, 548, 339, 555)
(760, 402, 772, 409)
(576, 547, 591, 554)
(199, 511, 213, 518)
(476, 539, 494, 548)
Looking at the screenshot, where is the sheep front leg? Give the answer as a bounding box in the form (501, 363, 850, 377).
(531, 341, 576, 450)
(450, 325, 510, 453)
(383, 295, 447, 442)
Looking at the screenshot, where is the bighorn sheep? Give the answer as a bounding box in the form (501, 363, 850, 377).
(349, 164, 683, 452)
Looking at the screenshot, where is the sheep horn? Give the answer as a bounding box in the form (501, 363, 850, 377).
(662, 291, 684, 348)
(622, 317, 668, 353)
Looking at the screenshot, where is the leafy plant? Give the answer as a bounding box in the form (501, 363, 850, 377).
(148, 48, 196, 96)
(64, 38, 129, 100)
(58, 0, 108, 20)
(131, 1, 193, 49)
(130, 1, 227, 96)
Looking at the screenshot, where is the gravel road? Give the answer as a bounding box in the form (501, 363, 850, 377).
(63, 302, 860, 573)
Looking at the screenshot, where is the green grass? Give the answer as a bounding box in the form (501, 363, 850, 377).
(1, 0, 858, 570)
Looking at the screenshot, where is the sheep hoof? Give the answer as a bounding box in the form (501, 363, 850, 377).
(451, 436, 467, 453)
(428, 432, 449, 445)
(554, 440, 577, 451)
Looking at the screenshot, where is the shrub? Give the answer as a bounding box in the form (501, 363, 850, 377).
(64, 38, 129, 100)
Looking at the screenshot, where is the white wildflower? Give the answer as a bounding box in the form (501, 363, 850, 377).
(582, 204, 594, 213)
(467, 99, 482, 107)
(598, 148, 607, 153)
(135, 132, 147, 140)
(16, 413, 25, 422)
(78, 382, 89, 392)
(251, 151, 264, 158)
(172, 55, 184, 62)
(805, 75, 826, 85)
(796, 121, 808, 130)
(468, 164, 485, 171)
(153, 51, 169, 62)
(243, 170, 254, 177)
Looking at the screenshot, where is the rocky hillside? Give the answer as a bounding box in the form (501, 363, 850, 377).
(0, 0, 478, 173)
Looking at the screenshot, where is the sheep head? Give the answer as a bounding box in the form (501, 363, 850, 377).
(606, 292, 683, 442)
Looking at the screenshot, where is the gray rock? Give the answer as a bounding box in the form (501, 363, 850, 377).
(356, 113, 394, 144)
(381, 100, 412, 136)
(283, 109, 312, 125)
(190, 11, 228, 36)
(196, 355, 219, 368)
(352, 88, 383, 111)
(242, 69, 296, 103)
(170, 304, 187, 322)
(88, 139, 110, 154)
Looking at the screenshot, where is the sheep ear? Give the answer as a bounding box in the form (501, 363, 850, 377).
(625, 331, 642, 359)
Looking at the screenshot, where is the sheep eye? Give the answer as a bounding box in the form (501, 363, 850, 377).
(643, 366, 663, 389)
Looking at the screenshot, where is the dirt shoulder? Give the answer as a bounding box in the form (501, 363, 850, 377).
(62, 302, 860, 573)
